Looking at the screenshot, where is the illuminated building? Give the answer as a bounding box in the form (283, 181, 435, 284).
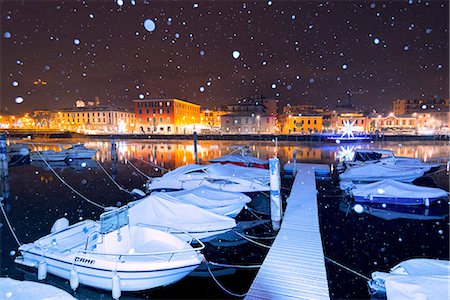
(200, 109, 226, 132)
(51, 101, 135, 133)
(221, 114, 277, 134)
(331, 113, 370, 133)
(393, 98, 449, 114)
(371, 113, 417, 133)
(226, 97, 278, 117)
(133, 98, 200, 134)
(279, 114, 323, 134)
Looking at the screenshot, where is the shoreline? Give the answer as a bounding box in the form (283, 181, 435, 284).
(3, 129, 449, 141)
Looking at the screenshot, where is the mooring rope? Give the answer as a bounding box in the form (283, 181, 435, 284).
(205, 261, 247, 297)
(125, 158, 151, 180)
(233, 231, 271, 249)
(0, 199, 22, 246)
(324, 256, 370, 281)
(207, 259, 262, 269)
(95, 160, 133, 195)
(246, 206, 271, 216)
(31, 146, 106, 210)
(134, 157, 170, 173)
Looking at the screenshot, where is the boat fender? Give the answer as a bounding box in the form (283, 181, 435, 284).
(70, 268, 79, 291)
(112, 273, 121, 300)
(424, 198, 430, 207)
(38, 260, 47, 280)
(51, 218, 69, 234)
(131, 188, 146, 197)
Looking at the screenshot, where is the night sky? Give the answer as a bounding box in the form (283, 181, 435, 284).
(1, 0, 448, 114)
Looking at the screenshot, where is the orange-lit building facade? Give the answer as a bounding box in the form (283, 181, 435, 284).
(279, 114, 323, 134)
(200, 109, 226, 132)
(134, 98, 200, 134)
(50, 106, 135, 133)
(331, 113, 370, 133)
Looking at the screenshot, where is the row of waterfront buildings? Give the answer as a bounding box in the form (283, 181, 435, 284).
(0, 97, 448, 135)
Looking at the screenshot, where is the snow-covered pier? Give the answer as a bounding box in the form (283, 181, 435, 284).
(246, 163, 330, 299)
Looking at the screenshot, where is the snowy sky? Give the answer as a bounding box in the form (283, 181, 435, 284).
(1, 0, 448, 114)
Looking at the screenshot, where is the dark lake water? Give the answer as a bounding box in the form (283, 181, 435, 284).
(0, 138, 448, 299)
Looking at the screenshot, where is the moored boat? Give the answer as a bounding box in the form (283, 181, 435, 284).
(30, 150, 68, 162)
(339, 164, 425, 183)
(210, 146, 269, 169)
(369, 258, 450, 299)
(61, 144, 98, 159)
(15, 207, 204, 298)
(164, 186, 251, 217)
(146, 163, 270, 193)
(349, 180, 448, 206)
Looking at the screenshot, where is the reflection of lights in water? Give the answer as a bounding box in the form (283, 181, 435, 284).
(336, 146, 355, 161)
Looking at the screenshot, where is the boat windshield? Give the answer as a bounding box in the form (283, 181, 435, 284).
(99, 206, 129, 235)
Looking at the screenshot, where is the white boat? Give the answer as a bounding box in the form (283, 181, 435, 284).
(164, 186, 251, 217)
(128, 192, 237, 241)
(210, 145, 269, 169)
(15, 207, 204, 298)
(349, 180, 448, 206)
(61, 144, 98, 159)
(342, 149, 440, 173)
(339, 164, 425, 183)
(146, 163, 270, 193)
(30, 150, 68, 162)
(369, 258, 450, 299)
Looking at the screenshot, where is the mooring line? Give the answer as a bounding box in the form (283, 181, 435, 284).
(134, 157, 170, 173)
(0, 199, 22, 246)
(205, 261, 247, 297)
(233, 231, 271, 249)
(30, 145, 106, 210)
(125, 158, 151, 180)
(324, 256, 370, 281)
(96, 160, 133, 195)
(207, 259, 262, 269)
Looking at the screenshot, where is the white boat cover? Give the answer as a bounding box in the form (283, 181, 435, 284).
(0, 277, 75, 300)
(371, 259, 450, 300)
(160, 163, 269, 183)
(164, 186, 251, 209)
(128, 193, 236, 236)
(205, 163, 269, 183)
(210, 153, 268, 165)
(339, 164, 424, 182)
(352, 180, 448, 200)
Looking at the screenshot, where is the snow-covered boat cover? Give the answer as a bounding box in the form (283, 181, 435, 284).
(372, 259, 450, 300)
(0, 278, 75, 300)
(352, 180, 448, 200)
(339, 164, 424, 182)
(128, 193, 236, 234)
(164, 186, 251, 208)
(159, 163, 269, 183)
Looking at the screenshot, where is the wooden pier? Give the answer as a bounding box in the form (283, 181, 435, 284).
(246, 163, 330, 299)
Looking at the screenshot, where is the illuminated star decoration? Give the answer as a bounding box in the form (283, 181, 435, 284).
(336, 146, 355, 161)
(340, 120, 356, 138)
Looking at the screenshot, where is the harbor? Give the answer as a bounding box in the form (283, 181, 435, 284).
(0, 138, 448, 299)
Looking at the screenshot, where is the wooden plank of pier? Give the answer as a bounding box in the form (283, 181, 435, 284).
(246, 163, 330, 299)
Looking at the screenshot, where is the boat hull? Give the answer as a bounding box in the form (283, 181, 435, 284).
(66, 150, 98, 159)
(353, 195, 441, 206)
(17, 249, 200, 292)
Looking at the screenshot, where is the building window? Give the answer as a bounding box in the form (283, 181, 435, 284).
(159, 117, 162, 123)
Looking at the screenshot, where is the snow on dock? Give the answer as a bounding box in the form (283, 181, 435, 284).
(246, 163, 330, 299)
